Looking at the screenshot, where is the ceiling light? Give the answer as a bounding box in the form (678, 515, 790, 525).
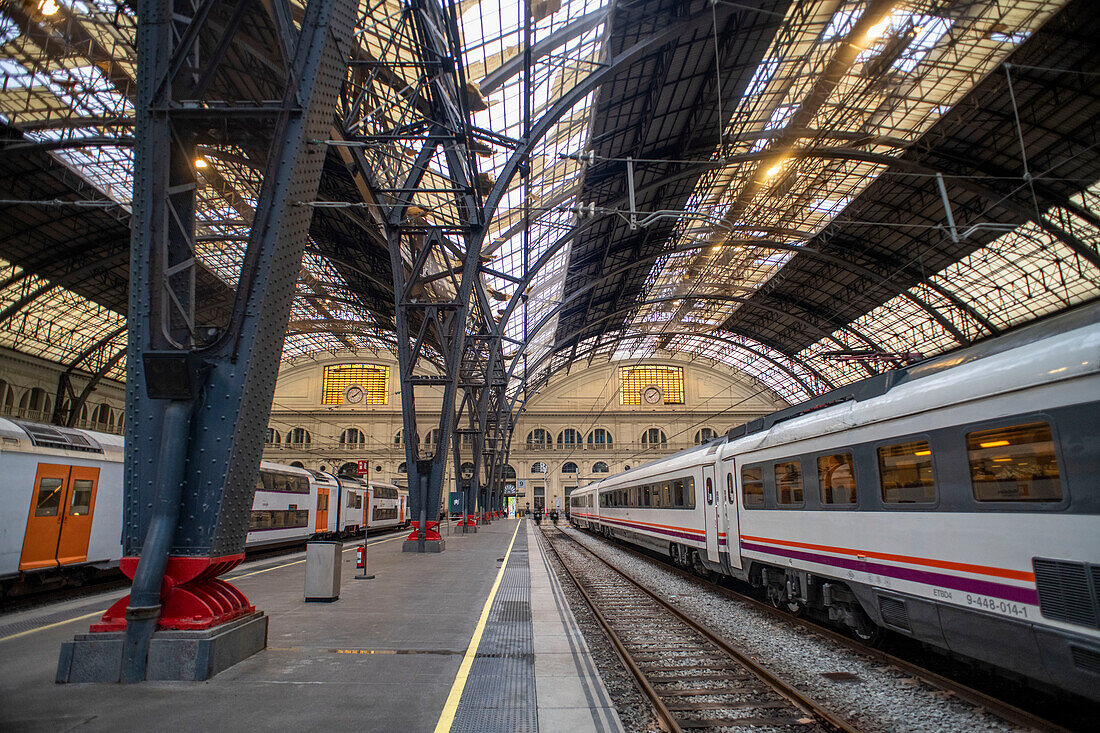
(40, 0, 60, 16)
(193, 156, 208, 169)
(864, 16, 891, 42)
(979, 440, 1010, 448)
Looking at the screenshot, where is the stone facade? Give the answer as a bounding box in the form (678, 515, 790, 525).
(0, 347, 126, 433)
(0, 344, 787, 514)
(263, 349, 785, 513)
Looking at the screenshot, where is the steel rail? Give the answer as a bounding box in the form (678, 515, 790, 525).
(570, 524, 1073, 733)
(539, 525, 860, 733)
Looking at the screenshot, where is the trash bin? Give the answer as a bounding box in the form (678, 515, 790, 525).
(304, 540, 342, 602)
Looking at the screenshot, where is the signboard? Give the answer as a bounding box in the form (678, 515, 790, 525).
(517, 479, 527, 490)
(357, 459, 369, 476)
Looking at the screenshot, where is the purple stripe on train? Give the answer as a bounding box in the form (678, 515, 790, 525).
(595, 515, 730, 545)
(739, 541, 1039, 606)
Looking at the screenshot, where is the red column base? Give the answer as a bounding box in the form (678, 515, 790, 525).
(404, 520, 441, 542)
(91, 555, 253, 632)
(458, 515, 477, 527)
(481, 512, 491, 524)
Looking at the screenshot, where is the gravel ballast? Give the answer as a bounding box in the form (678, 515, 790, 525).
(555, 526, 1029, 733)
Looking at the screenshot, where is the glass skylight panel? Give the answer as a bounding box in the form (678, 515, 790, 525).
(821, 3, 863, 42)
(891, 16, 953, 73)
(744, 56, 780, 97)
(621, 0, 1063, 397)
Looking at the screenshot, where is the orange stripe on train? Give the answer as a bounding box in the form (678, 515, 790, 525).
(740, 534, 1033, 582)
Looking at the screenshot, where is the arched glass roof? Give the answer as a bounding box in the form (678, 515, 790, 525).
(0, 0, 1096, 404)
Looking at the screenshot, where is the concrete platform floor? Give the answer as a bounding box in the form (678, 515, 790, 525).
(0, 518, 624, 733)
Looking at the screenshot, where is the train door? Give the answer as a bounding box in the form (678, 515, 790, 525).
(399, 494, 406, 523)
(315, 486, 330, 532)
(723, 461, 742, 570)
(20, 463, 100, 571)
(703, 463, 720, 563)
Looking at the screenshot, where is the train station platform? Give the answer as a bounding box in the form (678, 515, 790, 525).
(0, 518, 624, 733)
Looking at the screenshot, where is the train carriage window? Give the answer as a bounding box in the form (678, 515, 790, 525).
(726, 473, 735, 503)
(818, 453, 857, 505)
(249, 509, 309, 530)
(355, 494, 362, 509)
(34, 477, 64, 517)
(774, 461, 803, 505)
(966, 423, 1062, 502)
(741, 466, 764, 508)
(878, 441, 936, 503)
(69, 479, 94, 515)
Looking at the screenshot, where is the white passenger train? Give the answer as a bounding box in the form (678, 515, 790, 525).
(570, 305, 1100, 701)
(0, 420, 408, 595)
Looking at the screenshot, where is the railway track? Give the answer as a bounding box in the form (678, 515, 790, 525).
(538, 525, 859, 733)
(560, 523, 1075, 733)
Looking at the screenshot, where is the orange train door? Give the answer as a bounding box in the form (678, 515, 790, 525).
(315, 486, 330, 532)
(20, 463, 100, 571)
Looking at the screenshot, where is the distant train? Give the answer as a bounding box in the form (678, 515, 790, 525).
(0, 419, 408, 596)
(570, 304, 1100, 702)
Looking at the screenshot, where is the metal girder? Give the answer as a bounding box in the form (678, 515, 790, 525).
(477, 8, 609, 95)
(114, 0, 356, 681)
(358, 0, 512, 545)
(504, 293, 849, 410)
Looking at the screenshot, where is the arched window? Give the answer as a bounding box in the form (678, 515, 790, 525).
(587, 428, 612, 446)
(394, 429, 403, 446)
(265, 428, 281, 445)
(0, 379, 15, 414)
(339, 427, 365, 446)
(561, 461, 578, 474)
(91, 402, 112, 428)
(287, 427, 311, 445)
(290, 461, 305, 468)
(114, 411, 125, 431)
(526, 428, 551, 447)
(339, 461, 359, 477)
(19, 387, 51, 418)
(694, 427, 718, 445)
(398, 461, 407, 473)
(502, 464, 517, 480)
(459, 462, 475, 478)
(640, 428, 667, 447)
(557, 428, 581, 446)
(531, 461, 548, 474)
(592, 461, 610, 473)
(424, 428, 439, 446)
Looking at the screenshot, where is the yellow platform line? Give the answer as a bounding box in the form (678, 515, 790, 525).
(0, 532, 412, 642)
(434, 519, 522, 733)
(0, 610, 103, 644)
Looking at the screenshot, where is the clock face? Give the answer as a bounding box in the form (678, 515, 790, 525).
(643, 386, 662, 404)
(344, 385, 365, 404)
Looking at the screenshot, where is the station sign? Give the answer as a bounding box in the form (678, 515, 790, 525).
(357, 459, 369, 476)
